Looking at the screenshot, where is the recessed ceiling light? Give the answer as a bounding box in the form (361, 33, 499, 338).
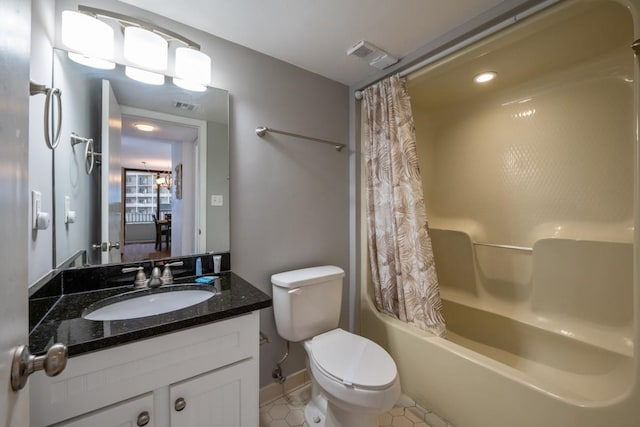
(134, 123, 156, 132)
(473, 71, 497, 84)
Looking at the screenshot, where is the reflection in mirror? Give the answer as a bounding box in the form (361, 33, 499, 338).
(50, 48, 229, 268)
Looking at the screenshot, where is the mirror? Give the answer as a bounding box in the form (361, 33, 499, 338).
(49, 48, 229, 267)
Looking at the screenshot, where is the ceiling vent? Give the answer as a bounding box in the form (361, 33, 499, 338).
(347, 41, 376, 58)
(173, 101, 197, 111)
(347, 40, 398, 70)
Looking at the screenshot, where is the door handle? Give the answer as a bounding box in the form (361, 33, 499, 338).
(11, 343, 68, 391)
(92, 242, 120, 251)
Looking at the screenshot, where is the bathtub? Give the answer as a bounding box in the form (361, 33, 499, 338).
(358, 0, 640, 425)
(361, 289, 638, 427)
(362, 231, 636, 426)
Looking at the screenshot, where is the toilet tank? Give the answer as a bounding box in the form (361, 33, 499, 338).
(271, 266, 345, 342)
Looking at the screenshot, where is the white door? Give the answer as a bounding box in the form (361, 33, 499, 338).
(101, 80, 122, 264)
(1, 0, 30, 424)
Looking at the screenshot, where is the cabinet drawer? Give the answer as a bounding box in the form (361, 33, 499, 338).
(54, 393, 153, 427)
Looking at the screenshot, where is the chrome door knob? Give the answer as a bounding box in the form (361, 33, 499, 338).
(11, 343, 67, 391)
(109, 241, 120, 250)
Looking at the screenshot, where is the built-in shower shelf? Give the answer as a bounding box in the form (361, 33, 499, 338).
(440, 289, 633, 358)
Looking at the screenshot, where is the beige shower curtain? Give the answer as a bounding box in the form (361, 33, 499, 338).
(363, 74, 446, 337)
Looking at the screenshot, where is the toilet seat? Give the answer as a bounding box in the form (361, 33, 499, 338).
(308, 329, 397, 390)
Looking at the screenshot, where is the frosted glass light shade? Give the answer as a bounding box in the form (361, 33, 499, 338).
(124, 27, 168, 71)
(67, 52, 115, 70)
(61, 11, 114, 61)
(125, 66, 165, 85)
(175, 47, 211, 86)
(172, 77, 207, 92)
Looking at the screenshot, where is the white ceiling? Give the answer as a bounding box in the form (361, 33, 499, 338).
(118, 0, 505, 85)
(121, 134, 172, 171)
(120, 115, 198, 171)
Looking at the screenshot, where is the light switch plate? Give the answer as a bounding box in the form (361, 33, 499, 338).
(32, 190, 41, 230)
(64, 196, 70, 224)
(211, 195, 223, 206)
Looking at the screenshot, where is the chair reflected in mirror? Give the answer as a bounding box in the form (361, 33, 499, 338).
(152, 214, 171, 251)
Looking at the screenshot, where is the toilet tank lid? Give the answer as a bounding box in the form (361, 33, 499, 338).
(271, 266, 344, 288)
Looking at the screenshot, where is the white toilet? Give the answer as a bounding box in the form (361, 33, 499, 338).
(271, 266, 401, 427)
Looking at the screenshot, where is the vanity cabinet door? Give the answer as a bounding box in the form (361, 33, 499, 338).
(55, 394, 154, 427)
(170, 358, 258, 427)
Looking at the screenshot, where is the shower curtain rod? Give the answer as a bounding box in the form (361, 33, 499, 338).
(353, 0, 557, 100)
(255, 126, 346, 152)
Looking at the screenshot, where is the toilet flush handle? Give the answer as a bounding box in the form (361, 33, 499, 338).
(288, 288, 302, 295)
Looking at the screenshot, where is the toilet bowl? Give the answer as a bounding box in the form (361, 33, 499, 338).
(303, 328, 400, 427)
(271, 266, 401, 427)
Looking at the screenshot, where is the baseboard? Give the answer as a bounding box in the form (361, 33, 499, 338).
(259, 368, 310, 406)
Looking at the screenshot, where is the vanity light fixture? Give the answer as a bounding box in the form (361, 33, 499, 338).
(61, 10, 115, 70)
(473, 71, 497, 83)
(173, 47, 212, 92)
(61, 6, 212, 92)
(125, 66, 165, 86)
(123, 27, 168, 71)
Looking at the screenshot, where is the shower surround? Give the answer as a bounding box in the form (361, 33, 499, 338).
(360, 0, 640, 425)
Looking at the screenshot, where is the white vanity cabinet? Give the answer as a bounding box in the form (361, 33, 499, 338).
(31, 311, 260, 427)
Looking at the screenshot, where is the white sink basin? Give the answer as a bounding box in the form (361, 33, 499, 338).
(83, 288, 216, 321)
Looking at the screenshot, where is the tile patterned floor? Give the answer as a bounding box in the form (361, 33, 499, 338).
(259, 384, 444, 427)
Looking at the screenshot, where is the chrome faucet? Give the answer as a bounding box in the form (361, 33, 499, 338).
(160, 261, 184, 285)
(121, 265, 163, 288)
(148, 266, 163, 288)
(121, 266, 147, 288)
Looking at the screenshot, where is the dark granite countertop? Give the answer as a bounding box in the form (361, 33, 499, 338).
(29, 272, 272, 357)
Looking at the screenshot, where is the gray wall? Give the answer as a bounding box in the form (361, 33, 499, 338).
(170, 140, 196, 257)
(224, 51, 349, 385)
(45, 0, 350, 387)
(30, 0, 101, 279)
(29, 0, 55, 283)
(52, 52, 101, 267)
(206, 121, 230, 253)
(124, 223, 154, 243)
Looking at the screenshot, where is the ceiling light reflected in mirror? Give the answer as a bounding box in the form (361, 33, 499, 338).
(134, 123, 156, 132)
